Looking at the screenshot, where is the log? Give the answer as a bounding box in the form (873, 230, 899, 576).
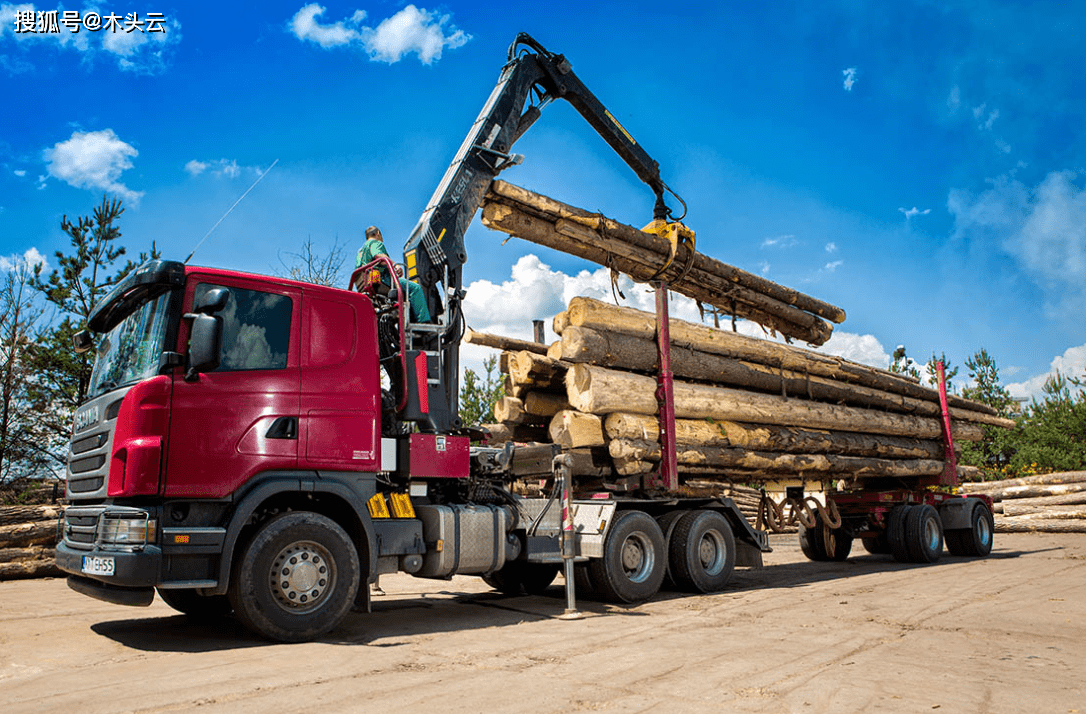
(994, 518, 1086, 534)
(975, 482, 1086, 502)
(548, 410, 606, 448)
(557, 325, 1009, 427)
(553, 311, 569, 335)
(0, 546, 52, 564)
(567, 364, 984, 441)
(0, 521, 56, 548)
(990, 492, 1086, 515)
(507, 351, 571, 392)
(493, 397, 546, 425)
(481, 195, 835, 345)
(960, 471, 1086, 493)
(0, 558, 62, 580)
(0, 505, 62, 527)
(523, 391, 572, 417)
(1002, 503, 1086, 518)
(565, 297, 1005, 421)
(488, 180, 847, 324)
(481, 423, 549, 445)
(603, 412, 945, 459)
(510, 445, 612, 477)
(607, 438, 944, 478)
(464, 329, 548, 355)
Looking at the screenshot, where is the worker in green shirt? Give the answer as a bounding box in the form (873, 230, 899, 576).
(355, 226, 431, 323)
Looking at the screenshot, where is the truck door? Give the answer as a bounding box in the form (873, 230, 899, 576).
(165, 276, 301, 498)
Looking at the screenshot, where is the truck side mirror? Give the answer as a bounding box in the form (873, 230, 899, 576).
(194, 287, 229, 315)
(185, 313, 223, 382)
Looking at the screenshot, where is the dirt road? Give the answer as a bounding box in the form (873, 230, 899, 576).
(2, 532, 1083, 714)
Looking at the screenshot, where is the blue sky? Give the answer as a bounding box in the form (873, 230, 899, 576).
(1, 1, 1084, 399)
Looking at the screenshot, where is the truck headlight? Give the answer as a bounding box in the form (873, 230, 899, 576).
(98, 514, 156, 549)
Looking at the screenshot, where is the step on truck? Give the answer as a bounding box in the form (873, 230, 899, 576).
(55, 34, 993, 642)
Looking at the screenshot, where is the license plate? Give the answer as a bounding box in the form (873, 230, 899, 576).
(82, 556, 115, 576)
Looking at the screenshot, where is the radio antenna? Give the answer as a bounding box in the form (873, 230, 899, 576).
(185, 158, 279, 264)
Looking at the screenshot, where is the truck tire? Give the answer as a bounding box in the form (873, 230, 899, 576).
(946, 501, 994, 558)
(799, 516, 852, 562)
(861, 531, 890, 555)
(229, 512, 360, 643)
(573, 562, 596, 597)
(655, 509, 689, 587)
(669, 510, 735, 593)
(904, 504, 943, 564)
(588, 510, 666, 604)
(156, 588, 232, 619)
(887, 505, 913, 563)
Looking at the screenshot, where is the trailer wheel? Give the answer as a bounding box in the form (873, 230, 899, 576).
(655, 509, 689, 587)
(887, 505, 913, 563)
(588, 510, 666, 604)
(669, 510, 736, 593)
(904, 504, 943, 563)
(946, 501, 994, 558)
(229, 512, 359, 643)
(861, 531, 890, 555)
(156, 588, 232, 619)
(799, 516, 852, 562)
(798, 520, 828, 561)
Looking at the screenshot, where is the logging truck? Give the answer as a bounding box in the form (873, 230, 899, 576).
(55, 34, 995, 642)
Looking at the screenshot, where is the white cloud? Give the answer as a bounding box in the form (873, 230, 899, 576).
(949, 170, 1086, 294)
(13, 169, 26, 177)
(842, 67, 858, 91)
(185, 158, 250, 179)
(0, 4, 181, 74)
(898, 206, 932, 220)
(43, 129, 143, 204)
(1007, 343, 1086, 401)
(761, 234, 797, 249)
(818, 331, 892, 369)
(824, 242, 837, 253)
(758, 260, 770, 276)
(824, 260, 843, 272)
(973, 104, 999, 130)
(0, 246, 49, 274)
(289, 3, 469, 64)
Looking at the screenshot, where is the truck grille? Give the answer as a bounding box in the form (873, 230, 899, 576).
(62, 508, 105, 551)
(66, 389, 130, 501)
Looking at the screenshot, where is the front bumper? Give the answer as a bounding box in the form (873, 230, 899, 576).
(55, 540, 163, 588)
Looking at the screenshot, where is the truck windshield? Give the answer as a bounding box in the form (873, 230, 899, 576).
(87, 291, 172, 398)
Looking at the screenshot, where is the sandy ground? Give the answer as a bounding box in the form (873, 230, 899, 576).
(1, 531, 1083, 714)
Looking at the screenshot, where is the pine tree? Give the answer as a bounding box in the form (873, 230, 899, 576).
(459, 355, 505, 428)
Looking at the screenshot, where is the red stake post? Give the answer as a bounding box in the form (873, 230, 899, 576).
(652, 282, 679, 491)
(936, 360, 959, 487)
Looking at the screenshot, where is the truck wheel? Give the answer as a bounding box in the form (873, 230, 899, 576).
(904, 504, 943, 563)
(229, 512, 360, 643)
(799, 516, 852, 562)
(655, 509, 689, 587)
(481, 564, 523, 595)
(156, 588, 232, 619)
(669, 510, 735, 593)
(887, 505, 913, 563)
(861, 531, 890, 555)
(573, 562, 597, 597)
(520, 563, 560, 595)
(946, 501, 994, 558)
(588, 510, 666, 604)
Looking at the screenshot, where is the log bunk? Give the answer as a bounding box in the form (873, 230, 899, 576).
(477, 182, 1013, 503)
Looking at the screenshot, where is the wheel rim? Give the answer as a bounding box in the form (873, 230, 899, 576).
(923, 516, 940, 552)
(976, 513, 992, 546)
(619, 532, 656, 583)
(698, 529, 728, 576)
(269, 540, 336, 614)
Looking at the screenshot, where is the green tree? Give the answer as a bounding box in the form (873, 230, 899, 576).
(924, 352, 958, 394)
(27, 195, 158, 469)
(0, 258, 49, 481)
(888, 345, 921, 380)
(459, 354, 505, 428)
(1008, 373, 1086, 474)
(957, 348, 1018, 476)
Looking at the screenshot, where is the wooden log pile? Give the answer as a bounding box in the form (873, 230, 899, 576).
(0, 505, 63, 580)
(477, 297, 1013, 496)
(481, 181, 846, 345)
(961, 472, 1086, 534)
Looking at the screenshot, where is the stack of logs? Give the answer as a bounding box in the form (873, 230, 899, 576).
(474, 296, 1015, 491)
(481, 181, 846, 346)
(961, 472, 1086, 533)
(0, 505, 63, 580)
